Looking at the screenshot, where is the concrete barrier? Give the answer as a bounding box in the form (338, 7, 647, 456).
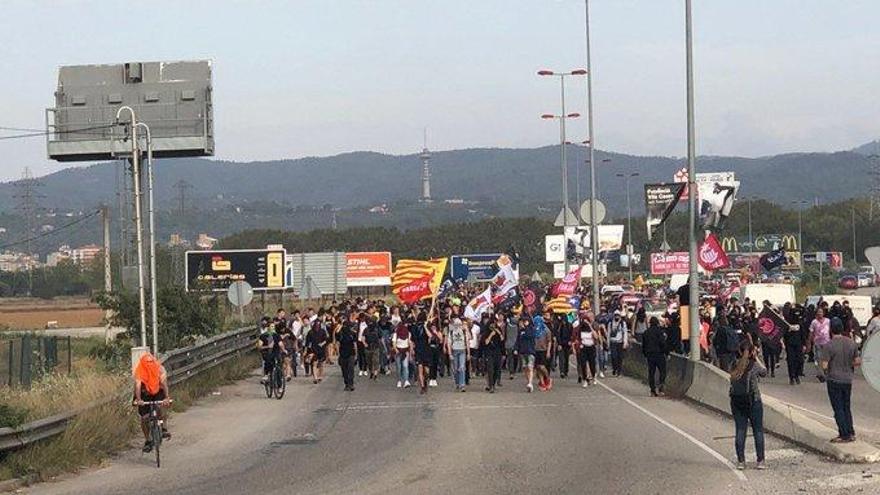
(622, 345, 880, 463)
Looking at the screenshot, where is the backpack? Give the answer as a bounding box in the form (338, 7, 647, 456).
(729, 362, 753, 399)
(365, 324, 381, 347)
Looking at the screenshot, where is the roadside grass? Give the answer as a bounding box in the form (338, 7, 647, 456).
(0, 351, 259, 483)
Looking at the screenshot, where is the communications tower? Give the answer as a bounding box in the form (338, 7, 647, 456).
(420, 129, 432, 202)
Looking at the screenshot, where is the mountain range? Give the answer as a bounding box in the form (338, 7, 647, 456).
(2, 142, 877, 217)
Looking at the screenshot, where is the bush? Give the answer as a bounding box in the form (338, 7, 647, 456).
(0, 404, 27, 429)
(87, 337, 133, 373)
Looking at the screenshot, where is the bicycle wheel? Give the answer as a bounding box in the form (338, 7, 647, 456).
(264, 373, 273, 398)
(151, 417, 162, 468)
(273, 366, 286, 399)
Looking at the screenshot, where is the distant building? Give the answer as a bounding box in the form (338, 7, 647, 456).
(369, 204, 389, 214)
(46, 250, 71, 267)
(0, 251, 39, 272)
(69, 244, 102, 265)
(195, 233, 218, 250)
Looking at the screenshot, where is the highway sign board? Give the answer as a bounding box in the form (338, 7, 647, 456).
(186, 249, 286, 292)
(450, 253, 504, 282)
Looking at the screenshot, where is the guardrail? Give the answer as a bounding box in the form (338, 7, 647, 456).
(0, 326, 257, 453)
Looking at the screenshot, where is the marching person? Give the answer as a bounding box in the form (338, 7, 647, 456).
(820, 317, 861, 443)
(482, 315, 504, 393)
(337, 312, 359, 391)
(608, 310, 629, 377)
(447, 317, 469, 392)
(515, 314, 537, 392)
(642, 316, 668, 397)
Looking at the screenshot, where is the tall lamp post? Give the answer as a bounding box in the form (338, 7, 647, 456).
(539, 69, 586, 273)
(583, 0, 600, 315)
(685, 0, 700, 362)
(135, 122, 159, 355)
(616, 172, 640, 282)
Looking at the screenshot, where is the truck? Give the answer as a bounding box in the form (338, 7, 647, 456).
(739, 283, 796, 307)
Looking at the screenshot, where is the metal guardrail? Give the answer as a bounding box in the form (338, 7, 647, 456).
(0, 326, 257, 453)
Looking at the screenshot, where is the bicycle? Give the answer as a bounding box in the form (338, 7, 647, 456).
(138, 399, 172, 468)
(264, 354, 286, 400)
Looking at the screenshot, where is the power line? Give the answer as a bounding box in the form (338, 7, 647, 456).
(0, 209, 100, 251)
(0, 123, 117, 141)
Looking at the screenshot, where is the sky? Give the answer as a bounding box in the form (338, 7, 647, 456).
(0, 0, 878, 181)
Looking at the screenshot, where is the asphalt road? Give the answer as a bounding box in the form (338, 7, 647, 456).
(22, 367, 880, 495)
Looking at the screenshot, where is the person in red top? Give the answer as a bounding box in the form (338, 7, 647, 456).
(133, 352, 172, 453)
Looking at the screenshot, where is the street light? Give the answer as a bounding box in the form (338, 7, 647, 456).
(135, 122, 159, 355)
(115, 107, 147, 350)
(616, 172, 640, 282)
(685, 0, 700, 362)
(583, 0, 601, 315)
(539, 69, 586, 272)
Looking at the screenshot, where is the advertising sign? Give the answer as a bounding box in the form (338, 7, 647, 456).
(186, 249, 286, 292)
(451, 254, 503, 282)
(650, 252, 690, 275)
(345, 252, 392, 287)
(553, 263, 598, 279)
(567, 225, 626, 254)
(645, 183, 686, 240)
(545, 235, 565, 263)
(803, 251, 843, 270)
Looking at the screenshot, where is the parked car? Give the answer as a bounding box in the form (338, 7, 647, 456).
(857, 272, 875, 288)
(839, 274, 859, 290)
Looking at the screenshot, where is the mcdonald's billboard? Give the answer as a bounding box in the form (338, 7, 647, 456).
(781, 235, 798, 252)
(720, 236, 738, 253)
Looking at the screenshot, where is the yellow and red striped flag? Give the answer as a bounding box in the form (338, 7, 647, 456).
(391, 258, 448, 302)
(545, 295, 576, 314)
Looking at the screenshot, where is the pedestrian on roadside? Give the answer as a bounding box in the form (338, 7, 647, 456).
(411, 313, 432, 394)
(729, 339, 767, 470)
(866, 306, 880, 340)
(337, 313, 358, 392)
(642, 316, 668, 397)
(505, 314, 520, 380)
(557, 313, 573, 379)
(574, 312, 598, 387)
(362, 315, 383, 380)
(534, 312, 553, 391)
(809, 308, 831, 381)
(783, 320, 805, 386)
(820, 317, 861, 443)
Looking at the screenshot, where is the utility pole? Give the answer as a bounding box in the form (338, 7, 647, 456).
(173, 179, 193, 216)
(852, 206, 857, 263)
(101, 205, 113, 343)
(685, 0, 701, 362)
(13, 167, 44, 295)
(584, 0, 601, 316)
(116, 160, 129, 285)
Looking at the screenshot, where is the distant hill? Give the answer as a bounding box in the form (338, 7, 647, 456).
(853, 140, 880, 156)
(0, 145, 874, 218)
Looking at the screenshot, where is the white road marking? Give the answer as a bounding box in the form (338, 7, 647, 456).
(333, 402, 563, 412)
(596, 381, 748, 483)
(806, 470, 880, 490)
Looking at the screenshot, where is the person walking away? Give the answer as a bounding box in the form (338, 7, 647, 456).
(866, 306, 880, 340)
(393, 320, 412, 388)
(633, 307, 648, 343)
(515, 315, 537, 392)
(820, 317, 861, 442)
(467, 318, 482, 385)
(783, 320, 805, 385)
(712, 315, 737, 372)
(363, 316, 383, 380)
(809, 308, 831, 381)
(609, 310, 629, 377)
(505, 314, 520, 380)
(557, 314, 573, 379)
(338, 313, 358, 391)
(757, 315, 781, 378)
(447, 317, 469, 391)
(575, 313, 598, 387)
(642, 317, 668, 396)
(356, 314, 368, 377)
(729, 340, 767, 470)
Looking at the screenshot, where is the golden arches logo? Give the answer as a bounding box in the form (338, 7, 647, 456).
(720, 237, 738, 253)
(781, 235, 798, 252)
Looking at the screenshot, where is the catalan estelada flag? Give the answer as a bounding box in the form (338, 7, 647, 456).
(545, 295, 577, 314)
(391, 258, 448, 302)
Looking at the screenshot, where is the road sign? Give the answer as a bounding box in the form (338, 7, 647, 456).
(579, 199, 606, 225)
(226, 281, 254, 307)
(300, 276, 322, 300)
(554, 206, 580, 227)
(185, 249, 286, 292)
(545, 235, 565, 262)
(862, 332, 880, 394)
(451, 253, 505, 282)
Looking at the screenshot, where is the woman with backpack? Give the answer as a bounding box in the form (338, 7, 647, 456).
(729, 339, 767, 471)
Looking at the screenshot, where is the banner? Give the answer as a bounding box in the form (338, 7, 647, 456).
(397, 273, 433, 303)
(650, 252, 689, 275)
(564, 225, 626, 258)
(760, 248, 787, 272)
(345, 252, 392, 287)
(464, 286, 493, 321)
(552, 265, 581, 297)
(391, 258, 448, 301)
(697, 233, 730, 271)
(696, 174, 739, 230)
(645, 183, 686, 241)
(491, 262, 519, 296)
(451, 253, 505, 282)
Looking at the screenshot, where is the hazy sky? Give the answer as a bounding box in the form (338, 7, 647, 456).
(0, 0, 878, 180)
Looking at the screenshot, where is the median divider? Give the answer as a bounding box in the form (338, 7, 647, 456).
(623, 343, 880, 463)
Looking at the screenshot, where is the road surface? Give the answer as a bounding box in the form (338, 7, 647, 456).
(22, 368, 880, 495)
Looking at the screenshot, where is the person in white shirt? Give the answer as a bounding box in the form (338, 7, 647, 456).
(608, 310, 629, 377)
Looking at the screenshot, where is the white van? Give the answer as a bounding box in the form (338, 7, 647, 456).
(739, 283, 796, 307)
(806, 295, 873, 328)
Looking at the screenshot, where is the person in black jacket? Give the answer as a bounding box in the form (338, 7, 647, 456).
(557, 315, 573, 379)
(642, 317, 668, 397)
(337, 313, 359, 391)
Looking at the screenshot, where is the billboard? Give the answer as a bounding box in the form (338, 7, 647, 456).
(650, 252, 690, 275)
(451, 254, 505, 282)
(564, 225, 625, 258)
(345, 252, 392, 287)
(545, 235, 565, 263)
(186, 249, 286, 292)
(286, 252, 347, 297)
(803, 251, 844, 270)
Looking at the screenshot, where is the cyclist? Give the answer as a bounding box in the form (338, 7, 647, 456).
(257, 317, 287, 384)
(133, 352, 171, 453)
